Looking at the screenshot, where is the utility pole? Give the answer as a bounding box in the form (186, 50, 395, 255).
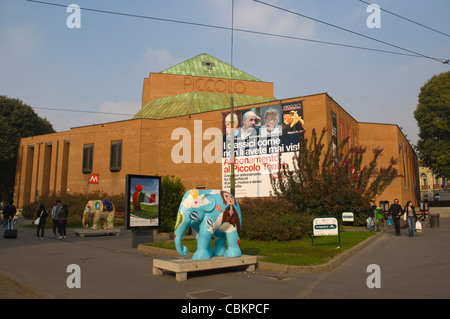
(230, 96, 235, 197)
(230, 0, 235, 197)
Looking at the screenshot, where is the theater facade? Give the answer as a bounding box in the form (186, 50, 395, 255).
(13, 53, 419, 209)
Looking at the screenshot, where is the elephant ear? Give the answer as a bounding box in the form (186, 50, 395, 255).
(203, 194, 217, 212)
(93, 200, 102, 211)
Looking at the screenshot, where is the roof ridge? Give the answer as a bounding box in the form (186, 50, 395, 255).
(160, 53, 261, 82)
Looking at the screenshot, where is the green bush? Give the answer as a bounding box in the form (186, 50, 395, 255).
(239, 197, 312, 241)
(158, 175, 185, 233)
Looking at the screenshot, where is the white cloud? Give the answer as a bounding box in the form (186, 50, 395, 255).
(235, 1, 315, 38)
(204, 0, 315, 40)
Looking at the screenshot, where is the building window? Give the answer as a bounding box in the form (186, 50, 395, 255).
(202, 61, 214, 70)
(110, 140, 122, 172)
(82, 143, 94, 173)
(421, 173, 427, 186)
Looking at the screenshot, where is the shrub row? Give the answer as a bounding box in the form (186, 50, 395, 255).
(21, 185, 314, 241)
(20, 175, 185, 230)
(239, 197, 313, 241)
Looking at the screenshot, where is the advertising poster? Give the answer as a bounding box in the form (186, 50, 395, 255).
(125, 174, 161, 229)
(222, 101, 304, 197)
(331, 112, 338, 159)
(340, 119, 346, 152)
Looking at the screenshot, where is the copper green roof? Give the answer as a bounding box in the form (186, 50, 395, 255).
(134, 92, 276, 120)
(135, 53, 275, 119)
(161, 53, 261, 82)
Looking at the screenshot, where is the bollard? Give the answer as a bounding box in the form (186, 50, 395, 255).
(430, 214, 440, 228)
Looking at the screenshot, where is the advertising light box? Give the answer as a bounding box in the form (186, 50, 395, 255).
(125, 174, 161, 229)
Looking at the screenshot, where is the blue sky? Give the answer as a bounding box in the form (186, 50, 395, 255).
(1, 0, 449, 146)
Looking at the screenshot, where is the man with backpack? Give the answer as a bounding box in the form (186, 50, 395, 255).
(51, 200, 63, 238)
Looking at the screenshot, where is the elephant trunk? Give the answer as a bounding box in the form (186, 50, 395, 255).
(82, 209, 89, 228)
(174, 212, 190, 257)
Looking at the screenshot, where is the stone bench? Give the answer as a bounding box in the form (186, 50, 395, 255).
(153, 255, 257, 281)
(74, 228, 120, 238)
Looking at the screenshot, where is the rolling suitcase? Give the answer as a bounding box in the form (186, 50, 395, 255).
(3, 220, 17, 239)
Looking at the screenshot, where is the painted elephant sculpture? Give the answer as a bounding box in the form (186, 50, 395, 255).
(174, 189, 242, 260)
(82, 200, 115, 230)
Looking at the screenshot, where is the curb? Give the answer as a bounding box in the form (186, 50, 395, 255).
(258, 229, 385, 273)
(0, 269, 56, 299)
(138, 228, 386, 274)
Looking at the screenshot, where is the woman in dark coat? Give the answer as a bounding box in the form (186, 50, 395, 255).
(36, 204, 48, 239)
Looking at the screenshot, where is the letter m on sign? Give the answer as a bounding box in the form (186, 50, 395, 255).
(89, 174, 99, 184)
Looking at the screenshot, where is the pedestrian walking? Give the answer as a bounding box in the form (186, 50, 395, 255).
(404, 201, 418, 237)
(58, 204, 69, 239)
(51, 200, 63, 237)
(388, 199, 404, 236)
(35, 204, 48, 239)
(375, 206, 383, 230)
(367, 201, 377, 230)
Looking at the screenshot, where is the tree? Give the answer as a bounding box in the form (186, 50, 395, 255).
(270, 128, 400, 223)
(414, 71, 450, 180)
(0, 96, 55, 201)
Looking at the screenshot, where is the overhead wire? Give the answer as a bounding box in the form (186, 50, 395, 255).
(23, 0, 449, 119)
(357, 0, 450, 38)
(32, 106, 136, 116)
(252, 0, 448, 64)
(25, 0, 447, 62)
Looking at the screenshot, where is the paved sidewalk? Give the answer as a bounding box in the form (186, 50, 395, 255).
(1, 215, 449, 299)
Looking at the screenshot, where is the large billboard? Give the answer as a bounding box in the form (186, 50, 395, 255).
(222, 101, 304, 197)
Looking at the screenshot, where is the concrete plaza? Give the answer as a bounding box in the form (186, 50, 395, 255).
(1, 212, 449, 300)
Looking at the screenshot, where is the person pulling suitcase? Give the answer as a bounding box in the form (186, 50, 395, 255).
(4, 218, 17, 239)
(2, 200, 17, 239)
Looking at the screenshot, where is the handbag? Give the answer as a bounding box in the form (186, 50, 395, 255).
(415, 221, 422, 233)
(34, 210, 44, 225)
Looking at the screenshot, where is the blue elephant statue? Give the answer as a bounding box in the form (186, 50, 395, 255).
(174, 189, 242, 260)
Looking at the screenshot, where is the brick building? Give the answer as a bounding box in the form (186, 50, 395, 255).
(13, 53, 419, 209)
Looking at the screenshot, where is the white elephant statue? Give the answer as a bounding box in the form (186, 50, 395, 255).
(82, 200, 115, 230)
